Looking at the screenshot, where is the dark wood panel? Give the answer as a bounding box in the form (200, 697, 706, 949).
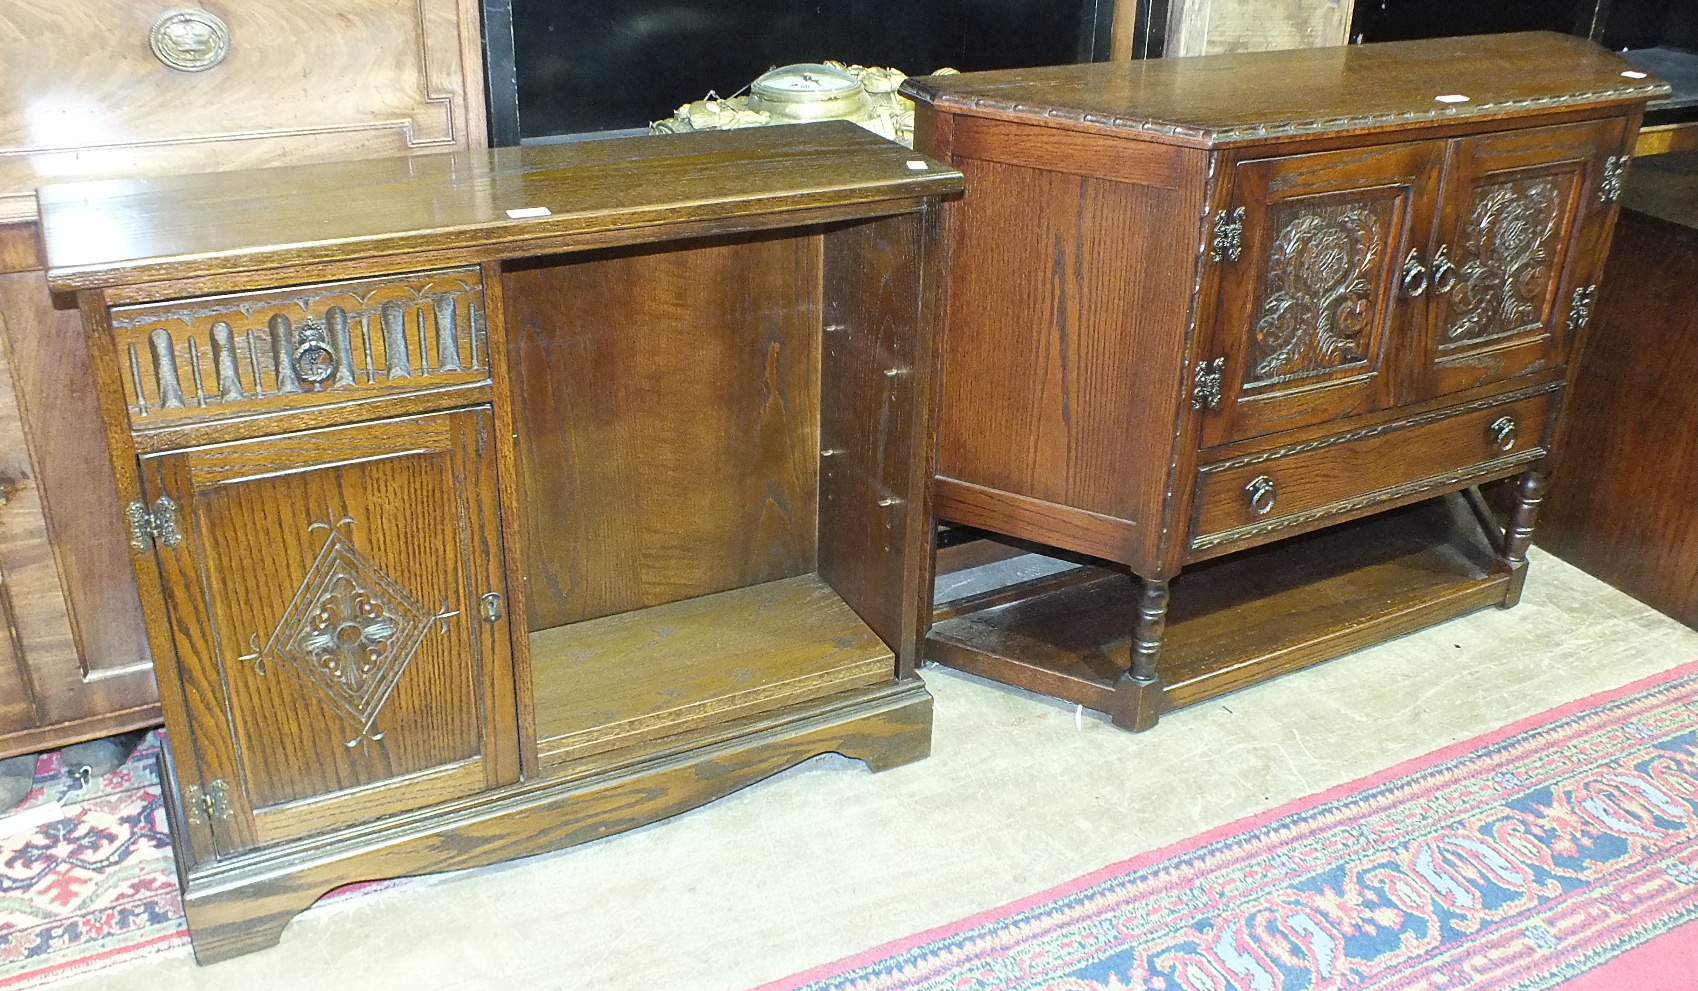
(1201, 141, 1441, 447)
(0, 271, 157, 746)
(1191, 389, 1556, 551)
(818, 210, 941, 674)
(109, 267, 490, 431)
(1415, 118, 1626, 399)
(506, 233, 821, 628)
(930, 155, 1204, 572)
(951, 116, 1185, 188)
(143, 409, 515, 851)
(904, 33, 1664, 148)
(38, 122, 963, 291)
(1540, 206, 1698, 626)
(173, 680, 932, 964)
(927, 495, 1508, 713)
(532, 574, 892, 767)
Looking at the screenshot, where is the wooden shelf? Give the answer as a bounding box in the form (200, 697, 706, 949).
(927, 495, 1512, 714)
(533, 573, 894, 769)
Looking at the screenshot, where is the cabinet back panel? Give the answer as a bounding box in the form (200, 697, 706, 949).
(505, 233, 823, 629)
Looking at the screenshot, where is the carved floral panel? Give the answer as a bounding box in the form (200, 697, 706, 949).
(263, 528, 429, 742)
(1247, 198, 1391, 389)
(1442, 176, 1564, 347)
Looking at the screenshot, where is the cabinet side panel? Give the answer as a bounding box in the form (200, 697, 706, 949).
(0, 272, 157, 743)
(0, 273, 152, 680)
(1539, 209, 1698, 626)
(936, 156, 1202, 568)
(505, 233, 822, 629)
(819, 211, 936, 672)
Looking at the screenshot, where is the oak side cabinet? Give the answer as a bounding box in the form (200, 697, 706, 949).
(905, 33, 1665, 730)
(37, 121, 960, 963)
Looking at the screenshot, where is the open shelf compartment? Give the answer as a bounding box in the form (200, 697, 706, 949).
(927, 494, 1512, 714)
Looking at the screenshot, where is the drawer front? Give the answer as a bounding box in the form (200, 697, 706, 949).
(111, 267, 489, 431)
(1190, 387, 1558, 555)
(0, 0, 484, 223)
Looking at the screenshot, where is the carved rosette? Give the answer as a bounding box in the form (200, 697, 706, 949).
(1247, 200, 1387, 388)
(264, 530, 429, 741)
(1443, 177, 1563, 346)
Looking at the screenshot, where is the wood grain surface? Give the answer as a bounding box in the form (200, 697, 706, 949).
(1539, 202, 1698, 626)
(927, 496, 1507, 714)
(532, 574, 892, 767)
(39, 123, 963, 291)
(0, 272, 157, 753)
(142, 408, 516, 853)
(903, 33, 1666, 148)
(0, 0, 488, 223)
(173, 680, 932, 964)
(929, 152, 1205, 573)
(506, 233, 821, 629)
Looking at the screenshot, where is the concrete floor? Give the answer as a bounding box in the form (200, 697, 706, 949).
(45, 546, 1698, 991)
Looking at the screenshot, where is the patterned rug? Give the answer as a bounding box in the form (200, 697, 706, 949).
(764, 661, 1698, 991)
(0, 732, 404, 989)
(0, 732, 183, 989)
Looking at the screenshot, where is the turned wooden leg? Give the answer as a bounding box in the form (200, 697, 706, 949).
(1111, 576, 1168, 732)
(1497, 467, 1546, 609)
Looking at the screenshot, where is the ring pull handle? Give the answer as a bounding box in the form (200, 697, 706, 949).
(291, 319, 337, 386)
(1400, 248, 1429, 298)
(1431, 245, 1458, 295)
(1245, 475, 1277, 516)
(1488, 416, 1518, 452)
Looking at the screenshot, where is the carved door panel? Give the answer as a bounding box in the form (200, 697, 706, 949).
(140, 407, 517, 855)
(1201, 141, 1443, 448)
(1412, 118, 1628, 399)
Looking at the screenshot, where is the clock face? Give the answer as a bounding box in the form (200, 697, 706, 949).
(752, 64, 862, 103)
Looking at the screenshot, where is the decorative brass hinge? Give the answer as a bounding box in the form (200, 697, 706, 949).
(182, 779, 234, 825)
(125, 496, 182, 552)
(1568, 284, 1597, 334)
(1599, 155, 1627, 204)
(1210, 207, 1246, 263)
(1192, 356, 1226, 411)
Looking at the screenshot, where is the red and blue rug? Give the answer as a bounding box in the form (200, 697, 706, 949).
(765, 662, 1698, 991)
(0, 733, 183, 988)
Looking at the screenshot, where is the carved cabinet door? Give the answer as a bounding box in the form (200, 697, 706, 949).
(139, 407, 517, 856)
(1200, 141, 1444, 447)
(1412, 118, 1629, 399)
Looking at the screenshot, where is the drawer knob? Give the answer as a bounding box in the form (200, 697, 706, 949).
(1400, 248, 1429, 298)
(1245, 475, 1277, 516)
(149, 9, 231, 72)
(1488, 416, 1518, 452)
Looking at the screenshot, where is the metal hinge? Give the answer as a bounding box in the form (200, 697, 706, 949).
(1210, 207, 1246, 263)
(1567, 284, 1598, 334)
(182, 779, 234, 826)
(1599, 155, 1627, 204)
(125, 496, 182, 552)
(1191, 356, 1226, 411)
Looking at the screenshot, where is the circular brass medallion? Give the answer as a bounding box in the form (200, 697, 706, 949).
(149, 10, 231, 72)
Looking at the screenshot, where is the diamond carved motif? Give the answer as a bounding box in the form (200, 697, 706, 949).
(265, 529, 429, 742)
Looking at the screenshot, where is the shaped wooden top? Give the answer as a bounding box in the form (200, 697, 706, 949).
(903, 32, 1669, 149)
(40, 121, 963, 291)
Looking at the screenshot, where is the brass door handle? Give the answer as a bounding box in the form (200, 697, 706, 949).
(1245, 475, 1277, 516)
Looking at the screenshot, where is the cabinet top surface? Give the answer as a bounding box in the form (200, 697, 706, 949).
(903, 33, 1668, 148)
(38, 121, 963, 292)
